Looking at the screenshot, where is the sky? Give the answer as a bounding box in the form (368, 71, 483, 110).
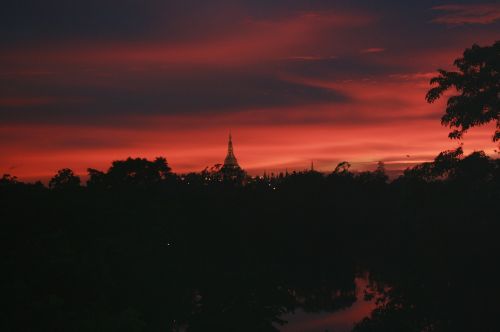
(1, 0, 499, 181)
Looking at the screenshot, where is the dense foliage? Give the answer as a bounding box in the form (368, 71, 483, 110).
(1, 151, 499, 332)
(426, 40, 500, 142)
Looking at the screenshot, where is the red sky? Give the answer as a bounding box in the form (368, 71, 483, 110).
(1, 1, 499, 181)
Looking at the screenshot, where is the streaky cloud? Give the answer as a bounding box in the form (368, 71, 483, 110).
(431, 4, 500, 25)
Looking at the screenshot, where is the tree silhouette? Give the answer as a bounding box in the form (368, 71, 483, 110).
(0, 174, 18, 186)
(87, 157, 173, 188)
(430, 146, 464, 178)
(333, 161, 351, 175)
(1, 149, 500, 332)
(48, 168, 81, 190)
(2, 42, 500, 332)
(426, 40, 499, 142)
(374, 161, 389, 183)
(86, 168, 107, 189)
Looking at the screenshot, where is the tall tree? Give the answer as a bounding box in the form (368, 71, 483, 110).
(426, 41, 499, 142)
(49, 168, 81, 190)
(106, 157, 172, 187)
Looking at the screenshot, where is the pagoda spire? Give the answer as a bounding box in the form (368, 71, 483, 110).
(228, 132, 233, 154)
(223, 132, 239, 169)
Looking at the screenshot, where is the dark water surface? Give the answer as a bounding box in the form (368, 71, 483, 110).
(280, 278, 376, 332)
(2, 165, 499, 331)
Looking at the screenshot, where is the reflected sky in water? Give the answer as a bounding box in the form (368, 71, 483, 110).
(281, 277, 376, 332)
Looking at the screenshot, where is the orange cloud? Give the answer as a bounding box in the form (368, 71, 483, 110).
(1, 6, 498, 184)
(361, 48, 385, 53)
(1, 103, 496, 183)
(1, 11, 373, 67)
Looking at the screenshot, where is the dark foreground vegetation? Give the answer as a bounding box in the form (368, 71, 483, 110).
(1, 40, 499, 332)
(1, 147, 499, 332)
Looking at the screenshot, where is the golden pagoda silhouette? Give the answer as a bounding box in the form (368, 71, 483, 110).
(220, 133, 245, 181)
(223, 133, 240, 170)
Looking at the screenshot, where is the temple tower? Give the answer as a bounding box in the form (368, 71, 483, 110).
(223, 133, 240, 169)
(221, 133, 245, 182)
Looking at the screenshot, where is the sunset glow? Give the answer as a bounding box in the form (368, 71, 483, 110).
(1, 1, 499, 181)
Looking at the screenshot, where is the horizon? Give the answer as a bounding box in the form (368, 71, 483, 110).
(5, 128, 498, 183)
(1, 1, 499, 181)
(2, 2, 500, 331)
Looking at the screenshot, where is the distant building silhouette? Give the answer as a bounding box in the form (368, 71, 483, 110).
(223, 133, 240, 170)
(220, 133, 245, 181)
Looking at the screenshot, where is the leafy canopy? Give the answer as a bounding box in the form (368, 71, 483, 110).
(426, 40, 499, 142)
(49, 168, 81, 190)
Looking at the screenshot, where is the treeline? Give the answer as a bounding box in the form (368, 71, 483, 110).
(1, 148, 499, 332)
(3, 147, 499, 191)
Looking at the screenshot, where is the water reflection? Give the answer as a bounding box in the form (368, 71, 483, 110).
(3, 163, 499, 332)
(281, 277, 376, 332)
